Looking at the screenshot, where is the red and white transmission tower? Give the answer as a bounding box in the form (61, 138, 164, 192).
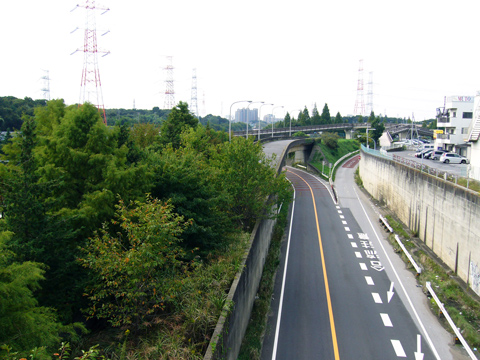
(163, 56, 175, 109)
(71, 1, 110, 124)
(354, 59, 365, 116)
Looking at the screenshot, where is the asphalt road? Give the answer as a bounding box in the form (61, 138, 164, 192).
(261, 158, 471, 360)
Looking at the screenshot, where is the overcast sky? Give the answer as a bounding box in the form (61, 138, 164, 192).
(1, 0, 480, 121)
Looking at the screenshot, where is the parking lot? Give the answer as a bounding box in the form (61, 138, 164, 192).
(394, 150, 470, 178)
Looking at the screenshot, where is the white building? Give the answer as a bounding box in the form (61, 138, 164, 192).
(435, 95, 474, 157)
(467, 92, 480, 180)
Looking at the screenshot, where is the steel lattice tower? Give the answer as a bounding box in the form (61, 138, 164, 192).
(163, 56, 175, 109)
(366, 71, 373, 116)
(190, 68, 199, 117)
(72, 0, 109, 124)
(41, 70, 51, 101)
(354, 59, 365, 116)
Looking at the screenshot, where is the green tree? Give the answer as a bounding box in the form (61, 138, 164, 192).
(80, 196, 191, 330)
(213, 137, 291, 231)
(0, 232, 84, 357)
(370, 113, 385, 148)
(148, 143, 234, 256)
(335, 112, 343, 124)
(283, 112, 291, 128)
(321, 132, 339, 150)
(159, 101, 198, 149)
(311, 103, 321, 125)
(321, 103, 331, 124)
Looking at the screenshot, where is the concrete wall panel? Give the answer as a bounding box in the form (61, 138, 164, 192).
(360, 149, 480, 296)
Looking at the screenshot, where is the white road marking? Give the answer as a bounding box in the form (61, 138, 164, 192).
(380, 313, 393, 327)
(347, 234, 353, 239)
(344, 227, 350, 232)
(365, 276, 374, 285)
(359, 263, 368, 270)
(351, 242, 358, 248)
(337, 210, 343, 214)
(372, 293, 383, 303)
(339, 215, 345, 219)
(355, 252, 362, 258)
(352, 187, 441, 359)
(391, 340, 407, 357)
(342, 220, 347, 225)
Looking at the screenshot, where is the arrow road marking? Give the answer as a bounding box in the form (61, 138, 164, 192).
(387, 282, 395, 303)
(414, 334, 425, 360)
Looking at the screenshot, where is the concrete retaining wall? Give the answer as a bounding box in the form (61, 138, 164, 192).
(203, 140, 303, 360)
(360, 149, 480, 296)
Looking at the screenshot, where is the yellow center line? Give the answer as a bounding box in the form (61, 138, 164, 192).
(288, 169, 340, 360)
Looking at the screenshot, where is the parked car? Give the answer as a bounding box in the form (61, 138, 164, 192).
(439, 152, 469, 164)
(415, 149, 433, 158)
(429, 150, 448, 160)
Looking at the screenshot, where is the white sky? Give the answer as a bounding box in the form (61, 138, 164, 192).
(1, 0, 480, 121)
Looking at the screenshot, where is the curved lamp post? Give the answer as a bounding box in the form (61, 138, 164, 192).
(229, 100, 252, 141)
(289, 109, 302, 137)
(271, 105, 284, 137)
(258, 103, 274, 141)
(247, 101, 264, 138)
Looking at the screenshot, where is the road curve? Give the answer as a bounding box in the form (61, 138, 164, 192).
(261, 163, 443, 360)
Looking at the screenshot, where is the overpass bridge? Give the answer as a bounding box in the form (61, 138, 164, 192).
(232, 122, 434, 140)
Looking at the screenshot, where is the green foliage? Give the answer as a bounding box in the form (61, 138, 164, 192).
(321, 103, 331, 124)
(159, 101, 198, 149)
(148, 145, 234, 256)
(213, 137, 292, 231)
(293, 131, 307, 137)
(0, 232, 85, 357)
(80, 196, 192, 330)
(0, 96, 47, 131)
(321, 132, 339, 150)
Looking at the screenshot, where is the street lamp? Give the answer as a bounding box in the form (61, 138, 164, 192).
(271, 106, 284, 137)
(247, 101, 264, 138)
(289, 109, 301, 137)
(259, 103, 273, 141)
(229, 100, 252, 141)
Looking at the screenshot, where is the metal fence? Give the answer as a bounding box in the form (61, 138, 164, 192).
(361, 145, 478, 192)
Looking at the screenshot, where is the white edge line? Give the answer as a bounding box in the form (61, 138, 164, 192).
(352, 186, 441, 360)
(271, 180, 295, 360)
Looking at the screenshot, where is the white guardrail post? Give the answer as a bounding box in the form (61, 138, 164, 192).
(426, 282, 479, 360)
(394, 234, 422, 276)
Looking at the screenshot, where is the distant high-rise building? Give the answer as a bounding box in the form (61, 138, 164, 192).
(235, 108, 258, 123)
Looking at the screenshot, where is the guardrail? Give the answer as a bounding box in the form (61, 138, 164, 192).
(394, 234, 422, 276)
(426, 282, 478, 360)
(379, 215, 393, 233)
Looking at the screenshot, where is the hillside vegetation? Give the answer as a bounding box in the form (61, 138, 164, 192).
(0, 100, 291, 359)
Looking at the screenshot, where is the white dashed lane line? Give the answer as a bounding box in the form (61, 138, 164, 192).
(337, 208, 410, 359)
(380, 313, 393, 327)
(372, 293, 383, 304)
(391, 340, 407, 357)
